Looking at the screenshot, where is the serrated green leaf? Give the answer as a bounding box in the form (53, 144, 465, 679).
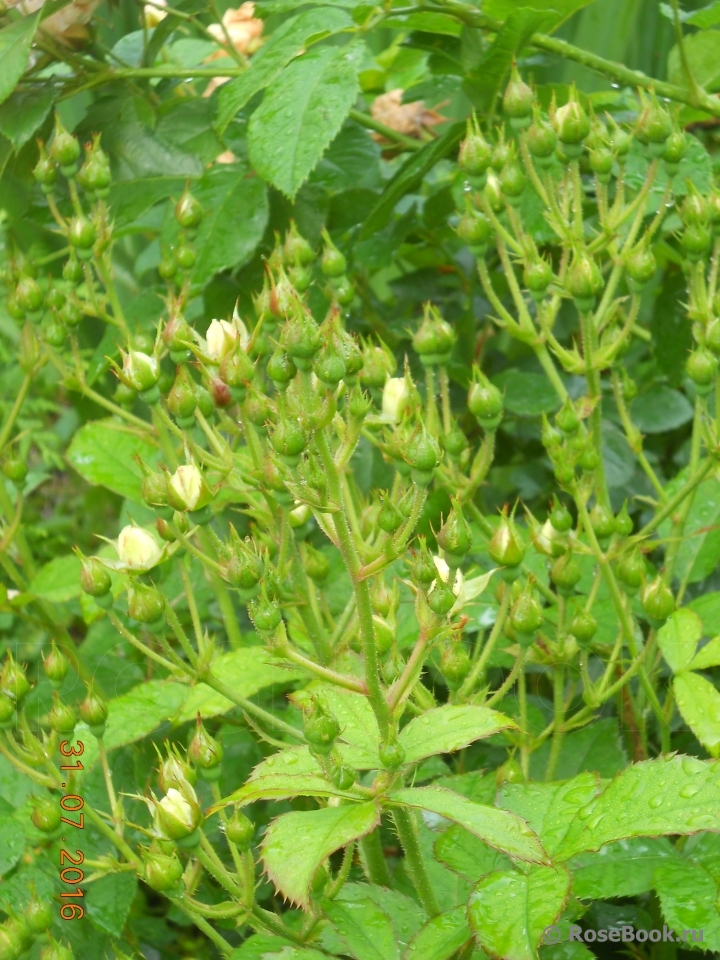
(483, 0, 594, 27)
(262, 801, 380, 906)
(673, 672, 720, 756)
(403, 906, 471, 960)
(217, 7, 354, 133)
(529, 717, 627, 780)
(29, 554, 82, 603)
(333, 884, 425, 953)
(0, 13, 40, 107)
(554, 755, 720, 861)
(668, 30, 720, 91)
(324, 894, 399, 960)
(190, 167, 268, 286)
(398, 705, 515, 763)
(66, 421, 160, 502)
(434, 824, 512, 882)
(86, 873, 137, 937)
(0, 816, 25, 876)
(392, 787, 547, 863)
(657, 609, 702, 673)
(568, 837, 678, 899)
(654, 858, 720, 950)
(0, 85, 54, 150)
(232, 935, 329, 959)
(688, 591, 720, 637)
(468, 865, 571, 960)
(358, 122, 465, 239)
(497, 773, 600, 858)
(689, 635, 720, 671)
(248, 41, 362, 198)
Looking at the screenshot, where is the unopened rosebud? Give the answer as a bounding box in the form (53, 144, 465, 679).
(411, 537, 438, 588)
(248, 589, 282, 635)
(283, 222, 314, 266)
(488, 511, 525, 575)
(0, 653, 30, 703)
(143, 845, 184, 893)
(156, 785, 202, 840)
(468, 368, 503, 430)
(524, 257, 553, 301)
(269, 418, 307, 466)
(162, 313, 193, 359)
(128, 582, 164, 624)
(188, 716, 223, 779)
(43, 641, 69, 687)
(79, 687, 108, 737)
(456, 205, 492, 257)
(360, 340, 396, 389)
(382, 376, 411, 422)
(550, 552, 581, 596)
(566, 250, 603, 311)
(509, 583, 544, 640)
(527, 108, 557, 162)
(641, 575, 675, 625)
(458, 117, 492, 185)
(48, 695, 76, 734)
(569, 606, 597, 644)
(436, 498, 472, 568)
(116, 525, 163, 571)
(687, 347, 717, 395)
(167, 365, 197, 425)
(166, 464, 210, 513)
(158, 749, 196, 794)
(377, 495, 403, 534)
(266, 349, 297, 389)
(122, 349, 158, 393)
(25, 892, 53, 933)
(50, 119, 80, 174)
(304, 544, 330, 583)
(281, 310, 322, 370)
(80, 557, 112, 600)
(625, 244, 656, 292)
(553, 93, 590, 156)
(321, 229, 347, 277)
(636, 93, 672, 154)
(225, 809, 254, 850)
(175, 187, 203, 231)
(503, 67, 534, 126)
(304, 701, 340, 756)
(32, 795, 61, 834)
(404, 425, 441, 486)
(412, 304, 455, 367)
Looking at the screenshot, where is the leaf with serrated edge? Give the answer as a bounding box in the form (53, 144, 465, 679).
(497, 772, 601, 857)
(403, 905, 471, 960)
(673, 672, 720, 756)
(654, 858, 720, 950)
(657, 609, 702, 673)
(398, 705, 515, 763)
(554, 755, 720, 861)
(248, 42, 362, 198)
(391, 787, 547, 863)
(262, 802, 380, 906)
(569, 837, 678, 900)
(324, 895, 399, 960)
(468, 865, 571, 960)
(689, 634, 720, 671)
(0, 14, 40, 106)
(434, 824, 512, 883)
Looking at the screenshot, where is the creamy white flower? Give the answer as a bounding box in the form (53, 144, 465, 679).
(382, 377, 409, 422)
(143, 0, 167, 26)
(159, 788, 197, 830)
(205, 319, 238, 361)
(116, 526, 163, 570)
(168, 465, 202, 511)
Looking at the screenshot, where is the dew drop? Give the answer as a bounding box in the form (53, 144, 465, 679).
(649, 795, 664, 809)
(578, 802, 596, 820)
(680, 784, 699, 799)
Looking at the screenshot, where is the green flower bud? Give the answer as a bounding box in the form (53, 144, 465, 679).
(188, 717, 223, 778)
(555, 397, 580, 435)
(440, 643, 471, 688)
(32, 795, 61, 833)
(40, 937, 74, 960)
(636, 94, 672, 152)
(458, 119, 492, 182)
(50, 124, 80, 172)
(167, 464, 212, 513)
(503, 68, 534, 124)
(553, 93, 590, 150)
(706, 317, 720, 355)
(510, 584, 544, 637)
(566, 250, 603, 311)
(121, 349, 158, 393)
(488, 512, 526, 571)
(48, 695, 76, 734)
(43, 641, 69, 686)
(158, 749, 196, 794)
(219, 533, 264, 593)
(59, 298, 82, 327)
(372, 615, 394, 654)
(404, 425, 441, 486)
(377, 495, 403, 534)
(1, 654, 30, 703)
(524, 257, 553, 300)
(687, 347, 717, 394)
(304, 703, 340, 755)
(334, 275, 355, 306)
(225, 809, 254, 850)
(162, 314, 192, 357)
(360, 340, 396, 389)
(248, 589, 282, 634)
(79, 687, 108, 736)
(527, 110, 557, 161)
(143, 846, 184, 893)
(332, 764, 356, 791)
(283, 222, 314, 266)
(158, 250, 178, 281)
(176, 242, 197, 270)
(314, 337, 346, 385)
(62, 255, 83, 284)
(25, 893, 53, 933)
(304, 544, 330, 584)
(77, 142, 111, 196)
(550, 552, 581, 596)
(491, 131, 511, 172)
(0, 695, 14, 728)
(34, 143, 57, 190)
(663, 129, 687, 172)
(468, 368, 503, 430)
(680, 223, 712, 262)
(15, 275, 43, 315)
(412, 304, 455, 366)
(156, 783, 202, 840)
(411, 538, 438, 588)
(616, 549, 644, 595)
(0, 919, 30, 960)
(140, 471, 168, 511)
(379, 739, 405, 770)
(625, 244, 656, 291)
(641, 576, 675, 625)
(436, 498, 472, 567)
(500, 157, 526, 202)
(266, 348, 297, 389)
(166, 366, 197, 425)
(321, 230, 347, 277)
(175, 188, 203, 230)
(549, 495, 573, 532)
(427, 575, 456, 617)
(2, 453, 27, 485)
(69, 215, 96, 256)
(681, 186, 710, 226)
(614, 501, 633, 537)
(128, 582, 164, 624)
(588, 145, 614, 182)
(270, 418, 307, 466)
(456, 206, 492, 257)
(589, 502, 615, 544)
(569, 606, 597, 645)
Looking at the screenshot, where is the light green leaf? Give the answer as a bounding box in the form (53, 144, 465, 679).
(666, 474, 720, 582)
(399, 705, 515, 764)
(232, 934, 329, 959)
(0, 816, 25, 876)
(687, 1, 720, 28)
(654, 858, 720, 950)
(334, 884, 425, 953)
(0, 13, 40, 106)
(468, 865, 571, 960)
(668, 30, 720, 91)
(190, 168, 268, 286)
(555, 755, 720, 861)
(262, 801, 380, 906)
(216, 7, 353, 132)
(497, 773, 600, 857)
(29, 554, 82, 603)
(568, 837, 678, 899)
(66, 421, 160, 503)
(657, 609, 702, 674)
(529, 717, 627, 780)
(324, 894, 399, 960)
(673, 672, 720, 756)
(484, 0, 594, 28)
(434, 824, 512, 882)
(108, 176, 190, 227)
(0, 85, 54, 150)
(248, 41, 363, 198)
(404, 906, 472, 960)
(689, 635, 720, 671)
(86, 873, 137, 937)
(174, 646, 302, 723)
(384, 12, 463, 35)
(392, 787, 548, 863)
(688, 591, 720, 637)
(630, 386, 693, 434)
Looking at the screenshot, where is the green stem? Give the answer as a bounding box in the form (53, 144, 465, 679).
(458, 591, 511, 699)
(544, 664, 566, 782)
(392, 808, 440, 916)
(358, 831, 392, 887)
(0, 372, 31, 453)
(348, 108, 423, 151)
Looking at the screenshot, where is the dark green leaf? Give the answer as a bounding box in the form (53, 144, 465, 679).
(248, 42, 363, 198)
(569, 837, 678, 899)
(324, 894, 399, 960)
(468, 865, 571, 960)
(0, 14, 40, 107)
(529, 717, 627, 780)
(29, 554, 82, 603)
(216, 7, 354, 133)
(660, 473, 720, 585)
(434, 824, 513, 882)
(66, 421, 161, 502)
(630, 385, 693, 434)
(86, 873, 137, 937)
(491, 370, 560, 416)
(654, 858, 720, 950)
(109, 176, 190, 228)
(0, 85, 54, 150)
(404, 906, 472, 960)
(261, 802, 380, 906)
(310, 122, 382, 194)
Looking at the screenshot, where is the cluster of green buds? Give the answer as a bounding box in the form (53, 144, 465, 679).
(0, 894, 59, 960)
(302, 697, 356, 789)
(157, 185, 203, 283)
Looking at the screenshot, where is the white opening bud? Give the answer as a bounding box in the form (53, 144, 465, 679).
(382, 377, 410, 422)
(116, 526, 163, 571)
